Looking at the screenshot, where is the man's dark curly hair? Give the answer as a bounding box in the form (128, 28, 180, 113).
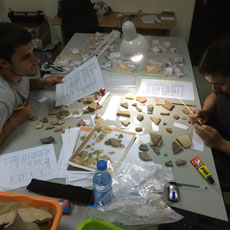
(0, 22, 32, 63)
(198, 36, 230, 77)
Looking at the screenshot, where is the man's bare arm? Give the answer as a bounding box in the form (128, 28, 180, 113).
(0, 104, 32, 146)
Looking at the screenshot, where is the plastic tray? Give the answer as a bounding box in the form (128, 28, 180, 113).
(0, 192, 62, 230)
(77, 218, 122, 230)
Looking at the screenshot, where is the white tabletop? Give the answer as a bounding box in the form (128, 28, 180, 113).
(0, 33, 228, 229)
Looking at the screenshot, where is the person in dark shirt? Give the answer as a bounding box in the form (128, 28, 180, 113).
(190, 36, 230, 188)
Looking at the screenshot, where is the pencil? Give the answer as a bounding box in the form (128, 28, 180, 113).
(172, 102, 196, 107)
(178, 98, 203, 125)
(14, 104, 34, 111)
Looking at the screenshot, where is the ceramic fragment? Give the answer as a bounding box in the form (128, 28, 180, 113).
(139, 152, 152, 161)
(175, 159, 187, 166)
(165, 160, 173, 167)
(172, 141, 183, 154)
(117, 111, 130, 117)
(136, 96, 147, 103)
(40, 136, 55, 144)
(176, 135, 192, 148)
(139, 144, 149, 151)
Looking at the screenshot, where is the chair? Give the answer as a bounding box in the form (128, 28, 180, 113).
(61, 0, 99, 44)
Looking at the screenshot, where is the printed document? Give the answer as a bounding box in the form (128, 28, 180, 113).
(56, 56, 104, 106)
(137, 79, 194, 100)
(0, 144, 58, 191)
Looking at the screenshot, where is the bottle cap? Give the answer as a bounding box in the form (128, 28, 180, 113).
(97, 160, 107, 171)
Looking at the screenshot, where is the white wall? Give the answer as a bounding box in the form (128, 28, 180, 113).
(0, 0, 195, 42)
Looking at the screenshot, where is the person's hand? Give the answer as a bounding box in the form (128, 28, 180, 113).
(12, 102, 33, 124)
(43, 74, 64, 89)
(189, 108, 210, 125)
(194, 123, 226, 150)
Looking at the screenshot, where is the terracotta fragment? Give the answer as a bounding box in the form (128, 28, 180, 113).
(144, 64, 162, 73)
(172, 141, 183, 154)
(135, 127, 143, 132)
(139, 144, 149, 151)
(163, 122, 167, 125)
(40, 117, 48, 123)
(48, 109, 59, 115)
(162, 100, 174, 111)
(120, 102, 129, 109)
(125, 95, 134, 100)
(150, 132, 162, 147)
(122, 120, 130, 127)
(160, 108, 170, 115)
(136, 96, 147, 103)
(35, 121, 44, 129)
(176, 135, 192, 148)
(182, 107, 190, 115)
(173, 115, 180, 120)
(150, 117, 161, 125)
(51, 120, 59, 125)
(84, 104, 102, 113)
(88, 101, 97, 111)
(166, 127, 173, 133)
(165, 160, 173, 167)
(175, 159, 187, 166)
(155, 98, 163, 106)
(137, 114, 144, 121)
(136, 106, 142, 112)
(139, 152, 152, 161)
(30, 115, 39, 121)
(40, 136, 55, 144)
(46, 123, 55, 130)
(153, 148, 160, 155)
(147, 104, 154, 114)
(117, 111, 131, 117)
(105, 138, 122, 148)
(118, 134, 123, 138)
(73, 109, 82, 115)
(132, 103, 137, 107)
(58, 110, 70, 119)
(78, 119, 86, 126)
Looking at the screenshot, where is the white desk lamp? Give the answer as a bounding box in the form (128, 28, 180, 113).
(120, 21, 149, 63)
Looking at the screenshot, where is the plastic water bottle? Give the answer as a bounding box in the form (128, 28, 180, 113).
(93, 160, 112, 206)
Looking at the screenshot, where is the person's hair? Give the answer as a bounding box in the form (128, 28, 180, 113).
(198, 36, 230, 77)
(0, 22, 32, 63)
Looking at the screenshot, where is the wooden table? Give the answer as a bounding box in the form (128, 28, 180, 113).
(49, 12, 174, 36)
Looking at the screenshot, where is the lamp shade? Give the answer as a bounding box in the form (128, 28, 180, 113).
(120, 21, 149, 62)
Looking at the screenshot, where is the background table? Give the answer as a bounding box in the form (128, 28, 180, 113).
(0, 33, 228, 229)
(49, 12, 174, 37)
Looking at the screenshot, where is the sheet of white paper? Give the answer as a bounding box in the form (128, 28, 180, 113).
(58, 128, 80, 177)
(56, 56, 104, 106)
(137, 79, 194, 100)
(191, 129, 204, 151)
(104, 75, 136, 88)
(152, 122, 160, 131)
(139, 134, 151, 144)
(173, 122, 189, 130)
(38, 97, 48, 103)
(102, 96, 121, 121)
(140, 15, 160, 23)
(0, 144, 58, 191)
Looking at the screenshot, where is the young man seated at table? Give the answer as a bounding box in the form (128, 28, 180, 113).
(189, 36, 230, 190)
(0, 22, 64, 146)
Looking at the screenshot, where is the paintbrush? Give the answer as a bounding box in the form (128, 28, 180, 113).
(179, 98, 203, 125)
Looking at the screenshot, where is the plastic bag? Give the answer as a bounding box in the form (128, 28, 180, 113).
(87, 161, 183, 225)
